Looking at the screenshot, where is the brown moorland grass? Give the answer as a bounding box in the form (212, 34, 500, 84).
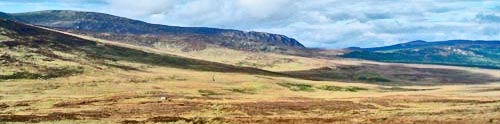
(1, 19, 500, 124)
(1, 65, 500, 124)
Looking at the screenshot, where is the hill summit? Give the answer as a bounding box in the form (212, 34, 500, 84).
(5, 10, 305, 53)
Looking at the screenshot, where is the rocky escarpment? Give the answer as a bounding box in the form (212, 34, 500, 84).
(6, 10, 305, 52)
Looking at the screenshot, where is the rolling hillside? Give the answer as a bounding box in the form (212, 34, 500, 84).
(343, 40, 500, 69)
(1, 14, 500, 124)
(0, 18, 286, 80)
(1, 16, 496, 86)
(4, 10, 306, 54)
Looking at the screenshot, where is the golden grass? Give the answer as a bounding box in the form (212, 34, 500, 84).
(1, 27, 499, 123)
(1, 60, 500, 123)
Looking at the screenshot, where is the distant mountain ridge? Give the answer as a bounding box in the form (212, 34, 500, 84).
(0, 12, 9, 18)
(343, 40, 500, 69)
(2, 10, 305, 53)
(364, 40, 500, 51)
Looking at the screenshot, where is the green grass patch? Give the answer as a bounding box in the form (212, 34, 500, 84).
(356, 76, 391, 82)
(0, 66, 84, 80)
(226, 87, 257, 94)
(277, 82, 367, 92)
(342, 86, 368, 92)
(379, 86, 438, 92)
(277, 82, 315, 92)
(0, 34, 11, 42)
(198, 90, 223, 96)
(317, 85, 368, 92)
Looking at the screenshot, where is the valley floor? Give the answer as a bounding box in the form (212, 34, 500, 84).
(1, 25, 500, 124)
(2, 10, 500, 124)
(1, 63, 500, 124)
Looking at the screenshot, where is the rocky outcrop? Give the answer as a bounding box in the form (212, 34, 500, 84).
(5, 10, 305, 52)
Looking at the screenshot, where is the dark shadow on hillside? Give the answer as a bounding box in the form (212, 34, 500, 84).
(0, 19, 285, 77)
(284, 64, 500, 86)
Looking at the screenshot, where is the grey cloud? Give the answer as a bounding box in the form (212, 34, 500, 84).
(1, 0, 499, 48)
(98, 0, 500, 48)
(476, 13, 500, 23)
(365, 13, 393, 20)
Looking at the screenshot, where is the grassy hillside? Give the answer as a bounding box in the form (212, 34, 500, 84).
(0, 18, 286, 81)
(285, 64, 498, 86)
(343, 40, 500, 69)
(7, 10, 305, 54)
(33, 24, 500, 86)
(1, 19, 500, 124)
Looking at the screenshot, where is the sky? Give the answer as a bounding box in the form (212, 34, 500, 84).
(0, 0, 499, 48)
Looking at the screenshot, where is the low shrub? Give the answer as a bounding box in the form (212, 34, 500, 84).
(0, 66, 83, 80)
(277, 82, 315, 92)
(198, 90, 222, 96)
(227, 87, 257, 94)
(317, 85, 368, 92)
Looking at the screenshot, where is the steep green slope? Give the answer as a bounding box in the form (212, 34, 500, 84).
(0, 19, 283, 80)
(343, 40, 500, 69)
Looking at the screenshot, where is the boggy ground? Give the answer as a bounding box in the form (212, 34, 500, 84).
(2, 18, 500, 124)
(1, 65, 500, 124)
(1, 92, 500, 124)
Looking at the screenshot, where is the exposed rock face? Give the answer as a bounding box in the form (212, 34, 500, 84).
(5, 10, 305, 52)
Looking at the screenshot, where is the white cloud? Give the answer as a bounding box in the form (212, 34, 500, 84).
(104, 0, 177, 17)
(1, 0, 500, 48)
(235, 0, 293, 19)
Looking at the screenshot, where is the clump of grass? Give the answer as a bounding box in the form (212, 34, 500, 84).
(277, 83, 368, 92)
(226, 87, 257, 94)
(127, 78, 150, 83)
(379, 87, 438, 92)
(236, 61, 262, 67)
(277, 82, 315, 92)
(316, 85, 343, 91)
(168, 75, 187, 81)
(494, 105, 500, 112)
(0, 103, 9, 109)
(0, 72, 43, 80)
(0, 34, 11, 42)
(317, 85, 368, 92)
(33, 83, 61, 91)
(198, 90, 223, 96)
(357, 76, 391, 82)
(343, 86, 368, 92)
(0, 66, 84, 80)
(44, 66, 84, 78)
